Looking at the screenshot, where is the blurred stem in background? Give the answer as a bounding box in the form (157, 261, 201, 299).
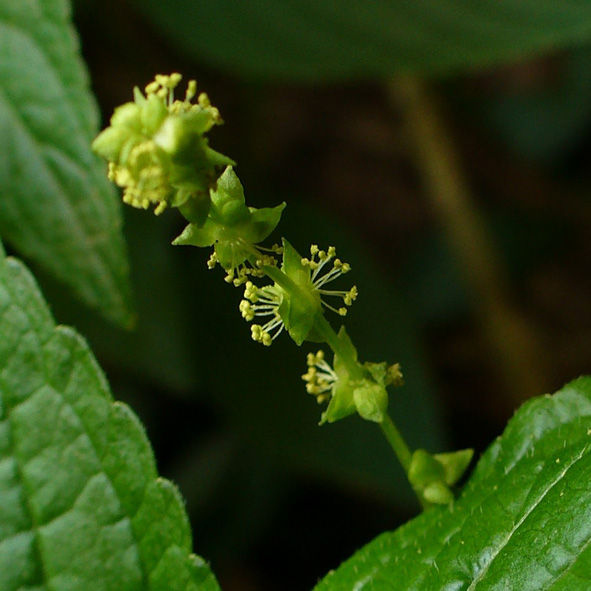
(391, 76, 547, 405)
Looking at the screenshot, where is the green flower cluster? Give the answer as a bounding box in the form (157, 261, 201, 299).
(92, 73, 233, 215)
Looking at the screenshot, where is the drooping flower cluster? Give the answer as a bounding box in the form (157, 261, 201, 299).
(92, 73, 233, 215)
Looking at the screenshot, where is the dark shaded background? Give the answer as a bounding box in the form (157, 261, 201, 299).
(49, 1, 591, 589)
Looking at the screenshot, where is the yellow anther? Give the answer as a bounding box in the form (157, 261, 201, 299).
(154, 201, 168, 215)
(239, 300, 255, 321)
(186, 80, 197, 101)
(145, 81, 159, 94)
(198, 93, 211, 108)
(207, 253, 218, 269)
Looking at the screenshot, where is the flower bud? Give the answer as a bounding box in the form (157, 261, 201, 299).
(173, 167, 285, 272)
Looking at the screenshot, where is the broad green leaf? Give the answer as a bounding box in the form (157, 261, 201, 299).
(136, 0, 591, 81)
(0, 241, 219, 591)
(0, 0, 133, 325)
(315, 377, 591, 591)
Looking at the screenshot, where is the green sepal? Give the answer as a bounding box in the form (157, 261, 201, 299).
(433, 448, 474, 487)
(277, 239, 322, 345)
(141, 93, 169, 135)
(172, 220, 218, 248)
(91, 125, 133, 162)
(247, 204, 287, 243)
(409, 448, 474, 506)
(204, 145, 237, 168)
(320, 328, 359, 424)
(353, 380, 388, 423)
(211, 165, 246, 207)
(112, 100, 144, 129)
(409, 449, 447, 488)
(422, 481, 455, 505)
(178, 192, 212, 226)
(278, 296, 322, 346)
(91, 102, 145, 162)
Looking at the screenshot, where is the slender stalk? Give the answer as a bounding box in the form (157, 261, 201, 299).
(390, 76, 545, 405)
(380, 414, 413, 473)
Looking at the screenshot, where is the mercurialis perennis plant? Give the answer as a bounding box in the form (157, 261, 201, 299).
(6, 3, 591, 588)
(93, 73, 473, 508)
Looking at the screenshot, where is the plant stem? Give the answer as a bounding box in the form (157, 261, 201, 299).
(380, 413, 413, 473)
(390, 76, 545, 405)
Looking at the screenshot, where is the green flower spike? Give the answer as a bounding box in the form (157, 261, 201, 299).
(92, 73, 234, 215)
(302, 327, 402, 424)
(173, 166, 286, 284)
(240, 240, 358, 346)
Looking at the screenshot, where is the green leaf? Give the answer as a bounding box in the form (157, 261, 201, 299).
(0, 0, 133, 325)
(136, 0, 591, 81)
(315, 377, 591, 591)
(0, 243, 219, 591)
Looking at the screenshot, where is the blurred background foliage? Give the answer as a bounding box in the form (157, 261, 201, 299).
(36, 1, 591, 589)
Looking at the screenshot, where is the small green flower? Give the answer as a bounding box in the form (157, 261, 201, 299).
(173, 167, 286, 283)
(240, 240, 358, 346)
(302, 327, 401, 424)
(92, 73, 233, 214)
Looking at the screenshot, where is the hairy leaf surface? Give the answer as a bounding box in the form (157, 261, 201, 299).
(0, 0, 132, 325)
(0, 242, 218, 590)
(315, 377, 591, 590)
(137, 1, 591, 81)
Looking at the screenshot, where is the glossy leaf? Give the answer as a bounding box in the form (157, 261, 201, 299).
(315, 377, 591, 591)
(0, 241, 218, 591)
(137, 0, 591, 81)
(0, 0, 133, 325)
